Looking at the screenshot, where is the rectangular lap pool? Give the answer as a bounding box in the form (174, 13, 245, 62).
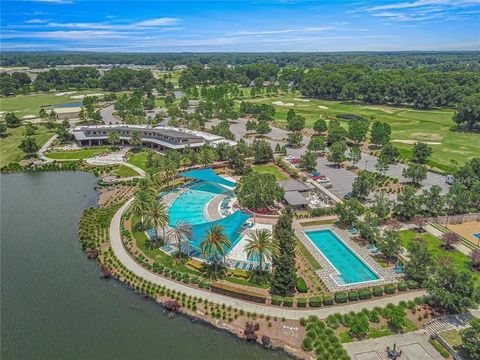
(305, 229, 380, 285)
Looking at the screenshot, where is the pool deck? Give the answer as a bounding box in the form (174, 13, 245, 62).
(295, 224, 397, 292)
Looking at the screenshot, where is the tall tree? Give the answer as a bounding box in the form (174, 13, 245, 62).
(168, 219, 193, 260)
(453, 93, 480, 130)
(244, 229, 277, 279)
(412, 142, 432, 164)
(404, 236, 434, 285)
(200, 224, 231, 274)
(107, 130, 120, 146)
(143, 200, 169, 242)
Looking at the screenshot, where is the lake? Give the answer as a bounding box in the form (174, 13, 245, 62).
(0, 172, 290, 360)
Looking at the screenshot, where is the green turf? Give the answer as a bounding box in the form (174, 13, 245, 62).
(127, 151, 150, 171)
(0, 125, 55, 166)
(45, 147, 112, 160)
(399, 230, 478, 284)
(0, 90, 105, 118)
(243, 95, 479, 171)
(113, 165, 140, 178)
(252, 163, 288, 180)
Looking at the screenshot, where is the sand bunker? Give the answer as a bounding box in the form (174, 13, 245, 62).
(56, 91, 77, 96)
(70, 93, 103, 99)
(295, 98, 310, 102)
(360, 106, 395, 114)
(392, 139, 441, 145)
(22, 115, 36, 119)
(272, 101, 295, 106)
(318, 105, 329, 109)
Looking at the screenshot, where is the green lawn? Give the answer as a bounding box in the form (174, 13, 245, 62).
(0, 125, 55, 166)
(252, 163, 288, 180)
(0, 90, 105, 118)
(113, 165, 140, 178)
(296, 236, 322, 270)
(244, 95, 479, 171)
(127, 151, 150, 171)
(45, 147, 112, 160)
(400, 230, 478, 284)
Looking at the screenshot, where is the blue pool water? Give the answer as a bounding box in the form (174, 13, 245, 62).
(473, 233, 480, 239)
(305, 229, 380, 285)
(168, 181, 229, 227)
(52, 101, 83, 108)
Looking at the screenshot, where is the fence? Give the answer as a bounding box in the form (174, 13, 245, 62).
(431, 213, 480, 225)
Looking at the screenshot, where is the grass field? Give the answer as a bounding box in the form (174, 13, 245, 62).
(244, 95, 479, 171)
(45, 147, 112, 160)
(399, 230, 478, 284)
(113, 165, 140, 177)
(0, 90, 105, 118)
(252, 163, 288, 180)
(127, 151, 150, 171)
(0, 125, 54, 166)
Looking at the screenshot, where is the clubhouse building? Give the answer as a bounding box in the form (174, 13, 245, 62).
(70, 124, 236, 151)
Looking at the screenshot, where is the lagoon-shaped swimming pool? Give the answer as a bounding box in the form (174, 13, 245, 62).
(168, 181, 230, 226)
(305, 229, 380, 285)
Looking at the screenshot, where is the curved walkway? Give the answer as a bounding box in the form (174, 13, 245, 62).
(110, 199, 426, 320)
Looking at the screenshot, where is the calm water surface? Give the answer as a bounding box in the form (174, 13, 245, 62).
(1, 172, 290, 360)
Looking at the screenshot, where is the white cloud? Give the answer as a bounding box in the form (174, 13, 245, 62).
(27, 0, 73, 4)
(46, 17, 181, 30)
(25, 18, 48, 23)
(135, 18, 180, 27)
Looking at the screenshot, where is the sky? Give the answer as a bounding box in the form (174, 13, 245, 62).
(1, 0, 479, 52)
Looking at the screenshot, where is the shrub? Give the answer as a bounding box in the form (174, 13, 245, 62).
(297, 297, 307, 308)
(406, 279, 418, 289)
(335, 292, 348, 303)
(323, 294, 334, 306)
(309, 296, 322, 307)
(283, 297, 293, 307)
(384, 284, 397, 294)
(296, 277, 308, 293)
(348, 290, 359, 301)
(359, 288, 372, 300)
(302, 337, 314, 352)
(430, 339, 450, 358)
(271, 295, 283, 306)
(373, 286, 383, 297)
(397, 281, 408, 292)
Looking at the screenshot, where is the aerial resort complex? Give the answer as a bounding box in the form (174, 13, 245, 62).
(1, 2, 480, 359)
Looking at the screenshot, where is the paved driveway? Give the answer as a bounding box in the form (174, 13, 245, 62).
(100, 105, 122, 124)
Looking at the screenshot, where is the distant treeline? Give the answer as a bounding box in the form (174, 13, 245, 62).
(179, 63, 480, 109)
(1, 51, 480, 71)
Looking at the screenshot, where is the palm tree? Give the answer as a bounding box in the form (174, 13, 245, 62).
(129, 130, 142, 147)
(130, 190, 151, 228)
(108, 130, 120, 146)
(143, 199, 169, 242)
(244, 228, 277, 278)
(200, 225, 231, 273)
(168, 220, 193, 260)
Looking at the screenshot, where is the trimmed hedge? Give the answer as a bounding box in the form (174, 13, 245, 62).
(323, 294, 334, 306)
(348, 290, 359, 301)
(384, 284, 397, 295)
(283, 297, 293, 307)
(335, 292, 348, 304)
(296, 277, 308, 293)
(359, 288, 372, 300)
(271, 295, 283, 306)
(373, 286, 384, 297)
(397, 281, 408, 292)
(297, 297, 307, 307)
(309, 296, 322, 307)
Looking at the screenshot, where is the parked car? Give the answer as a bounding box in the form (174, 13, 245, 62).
(343, 192, 353, 200)
(285, 155, 295, 161)
(445, 175, 455, 185)
(291, 158, 301, 164)
(284, 143, 293, 148)
(310, 171, 321, 177)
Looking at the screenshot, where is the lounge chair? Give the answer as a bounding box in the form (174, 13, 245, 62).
(241, 263, 247, 270)
(235, 261, 240, 269)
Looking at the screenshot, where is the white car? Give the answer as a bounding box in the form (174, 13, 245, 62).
(284, 155, 295, 160)
(446, 175, 455, 185)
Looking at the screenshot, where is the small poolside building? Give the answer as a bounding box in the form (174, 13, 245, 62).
(278, 178, 314, 209)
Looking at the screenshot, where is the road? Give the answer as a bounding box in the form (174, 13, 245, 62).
(100, 105, 122, 124)
(210, 118, 448, 198)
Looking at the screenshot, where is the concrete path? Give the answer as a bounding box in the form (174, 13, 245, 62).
(424, 224, 472, 256)
(37, 134, 58, 162)
(343, 330, 444, 360)
(110, 198, 426, 319)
